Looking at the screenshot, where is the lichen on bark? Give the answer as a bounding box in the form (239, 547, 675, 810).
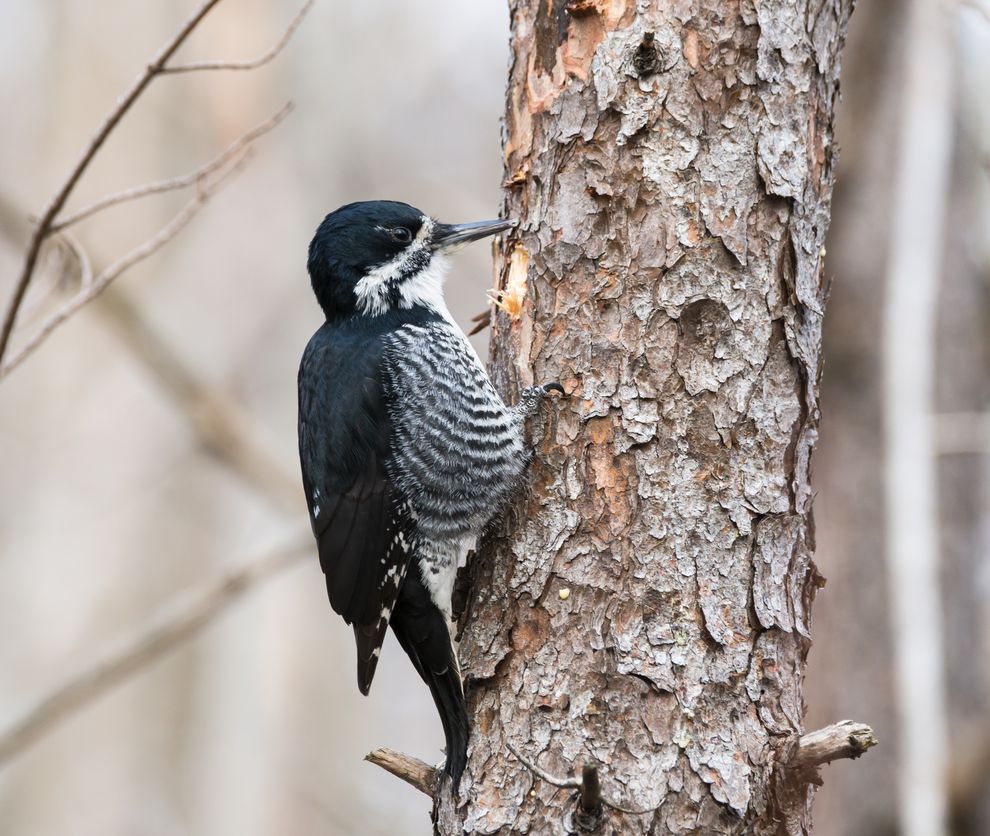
(438, 1, 853, 833)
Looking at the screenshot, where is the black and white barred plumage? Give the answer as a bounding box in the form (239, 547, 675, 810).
(297, 201, 558, 789)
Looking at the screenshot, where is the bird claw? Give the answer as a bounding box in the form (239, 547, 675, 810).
(520, 382, 565, 402)
(517, 382, 565, 423)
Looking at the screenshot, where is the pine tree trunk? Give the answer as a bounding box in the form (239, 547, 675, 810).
(438, 2, 854, 832)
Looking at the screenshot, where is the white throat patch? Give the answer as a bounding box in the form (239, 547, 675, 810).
(354, 216, 450, 317)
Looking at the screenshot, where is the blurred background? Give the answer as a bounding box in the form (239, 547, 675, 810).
(0, 2, 986, 835)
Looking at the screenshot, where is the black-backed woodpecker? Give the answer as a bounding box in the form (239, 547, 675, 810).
(297, 200, 560, 789)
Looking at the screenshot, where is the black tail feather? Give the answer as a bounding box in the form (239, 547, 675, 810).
(390, 570, 469, 791)
(424, 655, 469, 789)
(353, 622, 381, 696)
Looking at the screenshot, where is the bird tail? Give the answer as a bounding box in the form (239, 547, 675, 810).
(423, 643, 469, 790)
(390, 575, 469, 791)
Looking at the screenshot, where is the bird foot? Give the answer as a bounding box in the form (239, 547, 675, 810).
(521, 381, 565, 400)
(518, 382, 565, 420)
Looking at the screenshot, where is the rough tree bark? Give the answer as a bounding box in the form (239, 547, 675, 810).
(436, 2, 855, 833)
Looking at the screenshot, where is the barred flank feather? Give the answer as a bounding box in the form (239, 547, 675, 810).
(383, 322, 531, 546)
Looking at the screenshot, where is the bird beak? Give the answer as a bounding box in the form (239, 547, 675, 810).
(430, 218, 516, 253)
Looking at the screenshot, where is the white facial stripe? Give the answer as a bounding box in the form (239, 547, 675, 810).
(414, 217, 434, 243)
(354, 216, 437, 316)
(398, 255, 450, 317)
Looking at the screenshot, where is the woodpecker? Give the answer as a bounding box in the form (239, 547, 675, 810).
(297, 200, 560, 789)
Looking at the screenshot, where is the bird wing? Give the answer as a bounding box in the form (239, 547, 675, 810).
(298, 325, 416, 694)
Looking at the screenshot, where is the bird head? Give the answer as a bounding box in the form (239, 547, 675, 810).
(307, 200, 515, 318)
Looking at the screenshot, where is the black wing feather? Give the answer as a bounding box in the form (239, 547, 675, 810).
(298, 324, 415, 693)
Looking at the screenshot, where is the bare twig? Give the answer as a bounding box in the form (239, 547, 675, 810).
(0, 525, 311, 765)
(467, 309, 491, 336)
(1, 190, 301, 514)
(792, 720, 878, 769)
(160, 0, 315, 74)
(0, 150, 250, 380)
(505, 740, 580, 788)
(596, 792, 655, 816)
(0, 0, 225, 365)
(364, 748, 440, 797)
(1, 187, 307, 766)
(50, 104, 292, 233)
(1, 0, 309, 368)
(505, 740, 656, 816)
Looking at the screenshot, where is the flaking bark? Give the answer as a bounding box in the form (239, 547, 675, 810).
(439, 2, 853, 833)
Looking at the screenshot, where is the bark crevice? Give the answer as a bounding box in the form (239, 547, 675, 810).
(436, 2, 857, 833)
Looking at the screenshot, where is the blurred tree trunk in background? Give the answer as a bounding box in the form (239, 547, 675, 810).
(805, 0, 903, 831)
(437, 1, 853, 833)
(810, 1, 990, 833)
(932, 19, 990, 833)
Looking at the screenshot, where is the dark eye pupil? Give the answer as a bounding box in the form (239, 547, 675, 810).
(391, 227, 412, 243)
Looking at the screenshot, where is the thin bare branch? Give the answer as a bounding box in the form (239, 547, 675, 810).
(505, 740, 657, 816)
(0, 150, 251, 381)
(0, 525, 311, 765)
(160, 0, 315, 74)
(467, 309, 491, 336)
(51, 103, 292, 233)
(365, 748, 440, 797)
(0, 0, 226, 365)
(2, 188, 301, 514)
(793, 720, 878, 769)
(505, 740, 581, 788)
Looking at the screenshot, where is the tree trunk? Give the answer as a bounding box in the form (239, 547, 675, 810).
(437, 2, 854, 833)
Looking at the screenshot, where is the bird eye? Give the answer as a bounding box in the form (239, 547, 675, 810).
(389, 227, 412, 244)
